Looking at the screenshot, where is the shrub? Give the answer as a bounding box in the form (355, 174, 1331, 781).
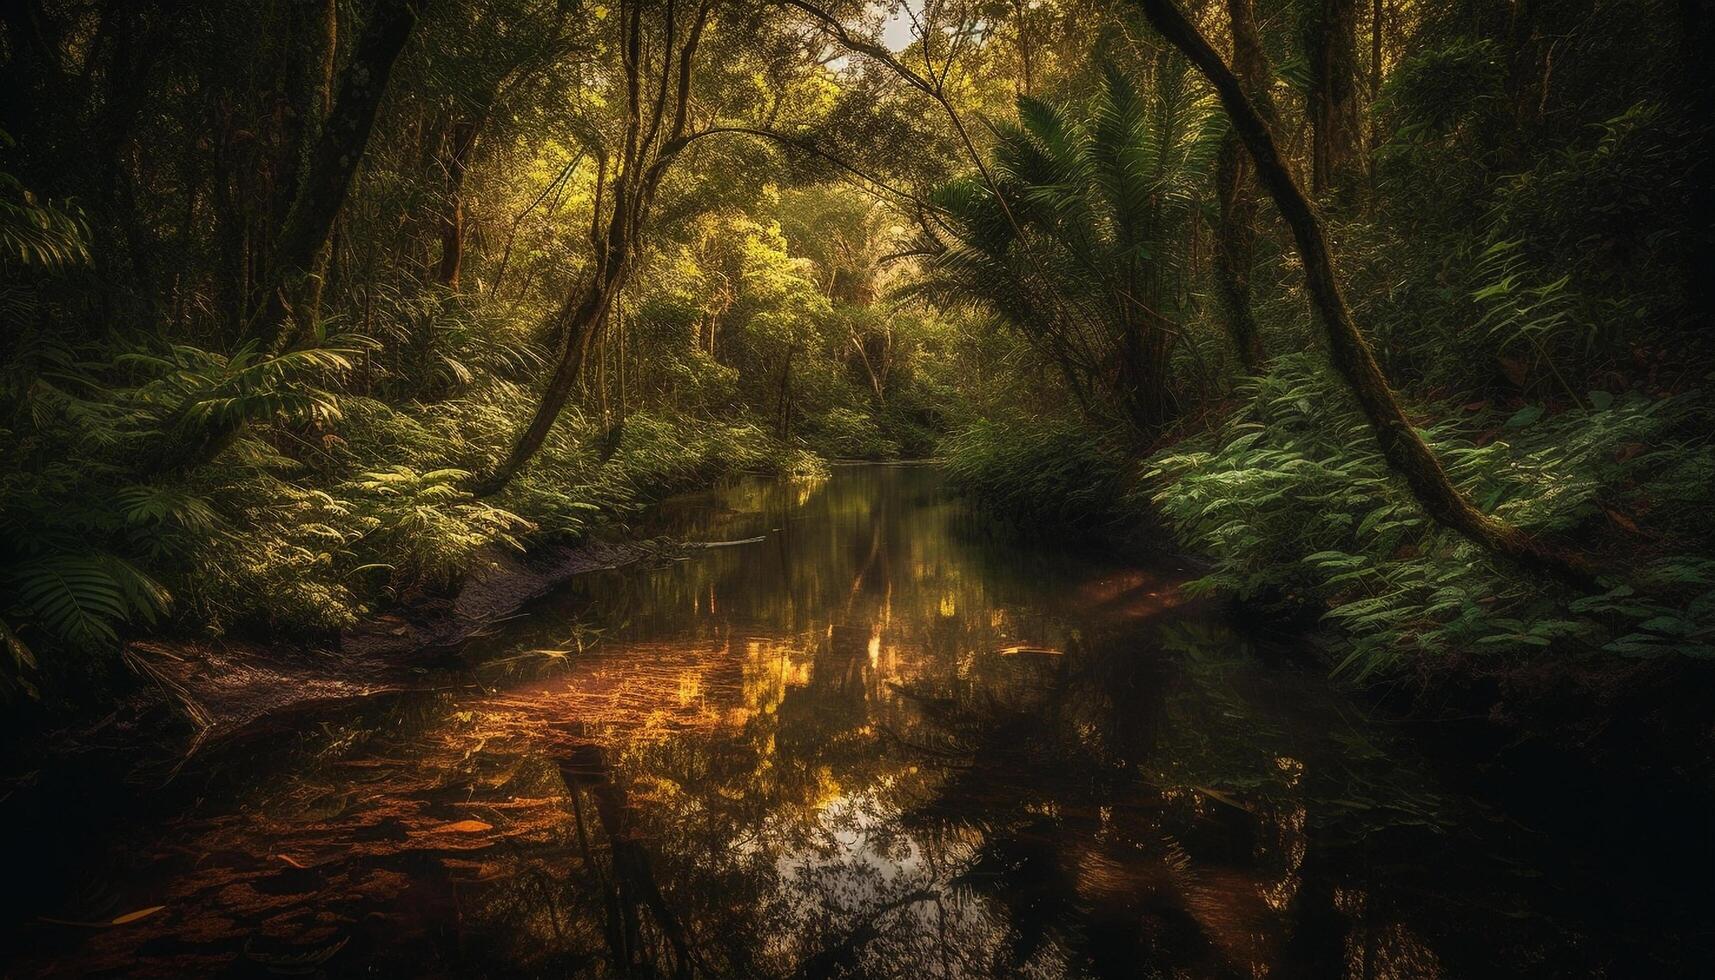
(0, 324, 825, 697)
(810, 406, 900, 460)
(1144, 355, 1715, 677)
(940, 415, 1137, 535)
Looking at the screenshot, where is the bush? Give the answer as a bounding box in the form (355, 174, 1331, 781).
(810, 406, 900, 460)
(1145, 355, 1715, 676)
(0, 320, 825, 697)
(940, 414, 1138, 536)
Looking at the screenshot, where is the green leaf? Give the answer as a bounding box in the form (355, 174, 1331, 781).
(1505, 405, 1544, 429)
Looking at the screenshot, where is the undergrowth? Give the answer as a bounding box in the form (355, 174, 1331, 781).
(0, 318, 823, 699)
(1143, 355, 1715, 677)
(939, 415, 1136, 536)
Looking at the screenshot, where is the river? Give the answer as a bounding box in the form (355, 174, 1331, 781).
(4, 464, 1708, 977)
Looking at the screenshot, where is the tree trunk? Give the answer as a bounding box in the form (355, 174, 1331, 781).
(1677, 0, 1713, 321)
(304, 0, 340, 320)
(1214, 138, 1265, 373)
(435, 117, 482, 289)
(777, 344, 796, 440)
(1213, 0, 1274, 373)
(256, 0, 425, 350)
(472, 261, 625, 496)
(0, 0, 69, 195)
(1303, 0, 1364, 207)
(471, 0, 712, 496)
(1010, 0, 1034, 94)
(1132, 0, 1596, 587)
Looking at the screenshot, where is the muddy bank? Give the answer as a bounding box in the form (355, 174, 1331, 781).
(98, 538, 675, 750)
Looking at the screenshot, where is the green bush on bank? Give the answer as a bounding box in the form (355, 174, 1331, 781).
(0, 325, 824, 699)
(1143, 355, 1715, 677)
(939, 414, 1139, 535)
(808, 405, 901, 460)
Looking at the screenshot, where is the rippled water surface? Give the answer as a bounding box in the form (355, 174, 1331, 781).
(5, 465, 1709, 977)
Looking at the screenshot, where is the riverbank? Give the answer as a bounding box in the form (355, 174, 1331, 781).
(2, 431, 830, 788)
(939, 397, 1715, 797)
(124, 537, 674, 742)
(9, 448, 1710, 886)
(1, 539, 668, 789)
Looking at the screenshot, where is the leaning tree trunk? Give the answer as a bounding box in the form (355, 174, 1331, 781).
(1213, 0, 1274, 373)
(471, 0, 712, 496)
(1132, 0, 1596, 587)
(256, 0, 425, 351)
(470, 239, 630, 496)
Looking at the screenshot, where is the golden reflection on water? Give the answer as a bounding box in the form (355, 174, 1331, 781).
(18, 467, 1473, 978)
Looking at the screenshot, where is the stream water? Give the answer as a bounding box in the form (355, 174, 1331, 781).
(4, 464, 1709, 977)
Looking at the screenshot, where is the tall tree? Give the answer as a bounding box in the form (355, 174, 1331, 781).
(1130, 0, 1595, 585)
(434, 117, 482, 289)
(427, 0, 579, 291)
(256, 0, 429, 350)
(474, 0, 715, 494)
(1302, 0, 1363, 206)
(1212, 0, 1273, 372)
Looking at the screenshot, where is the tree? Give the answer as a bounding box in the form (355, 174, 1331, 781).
(1302, 0, 1364, 206)
(1130, 0, 1595, 585)
(425, 0, 581, 291)
(1212, 0, 1274, 372)
(911, 64, 1219, 438)
(257, 0, 430, 351)
(474, 0, 715, 495)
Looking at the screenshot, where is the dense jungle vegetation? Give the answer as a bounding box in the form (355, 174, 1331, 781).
(1, 0, 1710, 717)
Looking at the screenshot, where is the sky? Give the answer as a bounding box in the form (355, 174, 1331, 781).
(879, 2, 921, 53)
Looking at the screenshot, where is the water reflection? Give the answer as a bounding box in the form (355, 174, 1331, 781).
(4, 465, 1708, 977)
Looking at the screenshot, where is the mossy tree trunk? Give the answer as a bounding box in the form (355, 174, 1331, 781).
(256, 0, 426, 351)
(1132, 0, 1596, 587)
(1303, 0, 1365, 208)
(472, 0, 714, 496)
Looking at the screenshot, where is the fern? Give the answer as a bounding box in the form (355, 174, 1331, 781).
(4, 554, 169, 651)
(1145, 355, 1715, 676)
(906, 58, 1218, 434)
(0, 134, 90, 271)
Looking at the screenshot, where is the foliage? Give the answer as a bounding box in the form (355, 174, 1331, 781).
(0, 313, 824, 695)
(940, 414, 1135, 535)
(910, 61, 1220, 434)
(0, 146, 88, 270)
(1, 0, 1709, 709)
(810, 406, 899, 459)
(1145, 356, 1715, 676)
